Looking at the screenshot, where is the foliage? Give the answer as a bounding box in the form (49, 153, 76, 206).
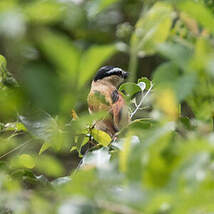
(1, 0, 214, 213)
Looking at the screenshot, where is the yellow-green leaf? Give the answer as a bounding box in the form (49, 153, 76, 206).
(178, 1, 214, 35)
(119, 135, 131, 173)
(131, 2, 173, 55)
(0, 55, 7, 68)
(36, 155, 65, 177)
(39, 142, 50, 155)
(19, 154, 35, 169)
(91, 129, 111, 147)
(24, 1, 63, 24)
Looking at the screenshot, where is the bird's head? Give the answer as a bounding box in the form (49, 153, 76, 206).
(93, 66, 128, 87)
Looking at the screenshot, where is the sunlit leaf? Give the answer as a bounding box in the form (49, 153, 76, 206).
(0, 54, 18, 87)
(39, 143, 50, 155)
(155, 89, 179, 121)
(178, 1, 214, 35)
(24, 1, 64, 24)
(191, 37, 214, 73)
(119, 135, 131, 173)
(131, 2, 173, 55)
(3, 122, 26, 132)
(70, 135, 89, 157)
(91, 129, 111, 146)
(19, 154, 35, 169)
(0, 1, 16, 13)
(0, 54, 7, 69)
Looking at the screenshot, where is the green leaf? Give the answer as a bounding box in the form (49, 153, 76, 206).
(79, 44, 116, 87)
(70, 135, 89, 157)
(128, 119, 153, 130)
(94, 90, 110, 105)
(19, 154, 35, 169)
(19, 111, 67, 152)
(24, 1, 64, 24)
(12, 169, 49, 188)
(179, 116, 194, 130)
(131, 2, 173, 55)
(157, 42, 193, 71)
(38, 30, 81, 82)
(0, 54, 18, 87)
(0, 54, 7, 68)
(0, 1, 16, 13)
(138, 77, 151, 90)
(152, 62, 180, 86)
(119, 82, 141, 98)
(119, 135, 131, 173)
(4, 122, 26, 132)
(36, 155, 65, 177)
(174, 72, 197, 102)
(21, 64, 60, 113)
(153, 63, 197, 101)
(87, 0, 120, 18)
(39, 143, 50, 155)
(19, 112, 56, 141)
(91, 129, 111, 146)
(153, 62, 197, 102)
(178, 1, 214, 35)
(0, 55, 7, 85)
(191, 37, 214, 72)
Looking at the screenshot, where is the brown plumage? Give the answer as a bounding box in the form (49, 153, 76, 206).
(87, 66, 129, 138)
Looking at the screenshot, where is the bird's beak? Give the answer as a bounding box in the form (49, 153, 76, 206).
(122, 71, 128, 79)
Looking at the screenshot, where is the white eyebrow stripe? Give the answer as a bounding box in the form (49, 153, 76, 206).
(107, 67, 123, 74)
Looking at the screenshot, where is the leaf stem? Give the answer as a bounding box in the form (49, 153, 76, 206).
(0, 140, 32, 160)
(130, 83, 153, 119)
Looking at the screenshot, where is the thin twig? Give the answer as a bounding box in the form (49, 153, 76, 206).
(0, 140, 32, 159)
(130, 83, 153, 119)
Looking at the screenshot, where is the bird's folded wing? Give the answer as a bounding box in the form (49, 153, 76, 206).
(112, 92, 129, 130)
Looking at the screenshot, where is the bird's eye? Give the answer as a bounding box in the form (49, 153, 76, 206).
(118, 70, 122, 75)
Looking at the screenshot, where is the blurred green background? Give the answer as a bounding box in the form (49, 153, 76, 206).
(1, 0, 214, 213)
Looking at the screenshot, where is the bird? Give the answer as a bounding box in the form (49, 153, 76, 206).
(87, 66, 130, 138)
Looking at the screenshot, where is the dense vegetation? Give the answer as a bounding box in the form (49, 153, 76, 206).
(1, 0, 214, 213)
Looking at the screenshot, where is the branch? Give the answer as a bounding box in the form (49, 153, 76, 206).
(0, 140, 32, 160)
(130, 83, 153, 119)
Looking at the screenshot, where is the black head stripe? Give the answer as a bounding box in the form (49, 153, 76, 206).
(94, 66, 124, 81)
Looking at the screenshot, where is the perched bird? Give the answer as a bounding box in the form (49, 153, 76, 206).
(87, 66, 130, 138)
